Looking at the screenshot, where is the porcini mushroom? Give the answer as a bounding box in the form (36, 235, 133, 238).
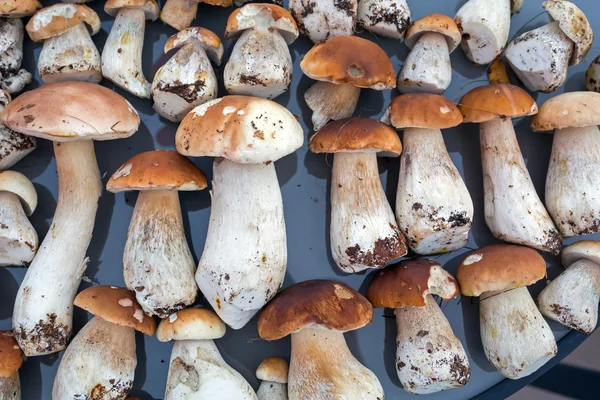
(258, 280, 384, 399)
(357, 0, 411, 40)
(458, 84, 561, 254)
(308, 118, 407, 273)
(26, 3, 101, 83)
(157, 308, 257, 399)
(53, 286, 156, 398)
(175, 96, 303, 329)
(398, 14, 461, 94)
(289, 0, 356, 43)
(152, 27, 223, 122)
(505, 1, 593, 93)
(107, 150, 207, 318)
(585, 56, 600, 92)
(458, 244, 557, 379)
(0, 331, 23, 399)
(0, 90, 35, 170)
(367, 259, 470, 394)
(102, 0, 159, 98)
(531, 92, 600, 237)
(161, 0, 232, 31)
(224, 4, 298, 99)
(256, 357, 288, 400)
(1, 81, 140, 356)
(383, 94, 473, 255)
(235, 0, 282, 5)
(301, 36, 396, 131)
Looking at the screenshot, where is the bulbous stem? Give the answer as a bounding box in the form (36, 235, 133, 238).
(398, 32, 451, 94)
(0, 191, 38, 266)
(257, 381, 287, 400)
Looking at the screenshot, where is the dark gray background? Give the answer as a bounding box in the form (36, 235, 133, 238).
(4, 0, 599, 398)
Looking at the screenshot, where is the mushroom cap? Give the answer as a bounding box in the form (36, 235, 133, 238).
(165, 27, 224, 66)
(543, 0, 593, 66)
(107, 150, 208, 193)
(457, 244, 547, 296)
(308, 118, 402, 156)
(1, 81, 140, 142)
(256, 357, 289, 384)
(531, 92, 600, 131)
(225, 3, 299, 44)
(26, 4, 100, 42)
(258, 280, 373, 341)
(105, 0, 159, 20)
(405, 14, 461, 53)
(202, 0, 233, 5)
(367, 259, 459, 308)
(300, 36, 396, 90)
(0, 331, 23, 378)
(0, 0, 41, 18)
(0, 171, 37, 215)
(562, 240, 600, 267)
(156, 308, 226, 342)
(175, 96, 304, 164)
(458, 84, 538, 123)
(74, 286, 157, 336)
(384, 94, 463, 129)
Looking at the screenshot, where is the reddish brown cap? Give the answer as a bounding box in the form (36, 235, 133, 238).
(225, 3, 298, 44)
(0, 0, 41, 17)
(405, 14, 461, 52)
(531, 92, 600, 131)
(27, 4, 100, 42)
(458, 84, 538, 123)
(0, 331, 23, 378)
(156, 308, 226, 342)
(384, 94, 463, 129)
(256, 357, 288, 384)
(105, 0, 159, 20)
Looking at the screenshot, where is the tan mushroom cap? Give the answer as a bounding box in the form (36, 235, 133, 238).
(531, 92, 600, 132)
(74, 286, 157, 336)
(457, 244, 547, 297)
(0, 0, 41, 18)
(543, 0, 593, 66)
(385, 94, 463, 129)
(105, 0, 159, 20)
(258, 280, 373, 341)
(256, 357, 289, 384)
(156, 308, 226, 342)
(405, 14, 461, 53)
(309, 118, 402, 156)
(165, 27, 224, 66)
(225, 3, 298, 44)
(562, 240, 600, 267)
(300, 36, 396, 90)
(26, 4, 100, 42)
(458, 84, 538, 123)
(0, 331, 23, 378)
(0, 171, 37, 215)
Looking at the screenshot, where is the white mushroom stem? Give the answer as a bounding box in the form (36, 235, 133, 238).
(398, 33, 451, 94)
(257, 380, 287, 400)
(197, 158, 286, 329)
(165, 339, 257, 399)
(357, 0, 411, 40)
(305, 82, 360, 131)
(124, 190, 198, 318)
(396, 128, 473, 255)
(289, 0, 356, 43)
(395, 294, 470, 394)
(0, 19, 32, 94)
(52, 316, 136, 398)
(289, 328, 384, 399)
(0, 191, 37, 266)
(480, 118, 561, 254)
(330, 152, 405, 273)
(13, 141, 102, 356)
(0, 373, 20, 400)
(102, 8, 151, 98)
(480, 287, 557, 379)
(160, 0, 199, 31)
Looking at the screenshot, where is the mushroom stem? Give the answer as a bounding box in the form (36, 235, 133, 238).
(197, 158, 286, 329)
(480, 118, 561, 254)
(330, 152, 405, 273)
(0, 372, 20, 400)
(398, 33, 451, 94)
(13, 140, 102, 356)
(124, 190, 197, 318)
(397, 128, 473, 255)
(52, 316, 136, 398)
(0, 19, 32, 94)
(305, 82, 360, 131)
(479, 287, 557, 379)
(257, 380, 286, 400)
(160, 0, 199, 31)
(289, 328, 384, 399)
(0, 191, 37, 266)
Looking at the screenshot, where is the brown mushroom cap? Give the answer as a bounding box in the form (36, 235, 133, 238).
(300, 36, 396, 90)
(0, 0, 41, 18)
(562, 240, 600, 267)
(165, 27, 224, 66)
(26, 4, 101, 42)
(543, 0, 593, 66)
(258, 280, 373, 341)
(105, 0, 159, 20)
(531, 92, 600, 132)
(256, 357, 289, 384)
(156, 308, 226, 342)
(458, 84, 538, 123)
(225, 3, 298, 44)
(74, 286, 157, 336)
(0, 331, 23, 378)
(405, 14, 461, 53)
(457, 244, 547, 296)
(385, 94, 463, 129)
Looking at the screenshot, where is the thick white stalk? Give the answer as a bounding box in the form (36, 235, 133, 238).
(304, 82, 360, 131)
(0, 19, 32, 94)
(0, 191, 37, 266)
(398, 33, 452, 94)
(257, 381, 287, 400)
(289, 0, 356, 43)
(160, 0, 199, 31)
(0, 372, 19, 400)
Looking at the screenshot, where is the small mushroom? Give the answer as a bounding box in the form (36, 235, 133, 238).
(308, 118, 407, 273)
(258, 280, 385, 399)
(585, 56, 600, 92)
(458, 84, 561, 254)
(152, 27, 223, 122)
(301, 36, 396, 131)
(458, 244, 558, 379)
(0, 331, 23, 399)
(26, 4, 101, 84)
(157, 308, 257, 398)
(161, 0, 232, 31)
(0, 90, 35, 170)
(52, 286, 156, 398)
(505, 1, 593, 92)
(357, 0, 411, 40)
(256, 358, 288, 400)
(398, 14, 460, 94)
(367, 259, 470, 394)
(289, 0, 357, 43)
(107, 150, 207, 318)
(224, 4, 298, 99)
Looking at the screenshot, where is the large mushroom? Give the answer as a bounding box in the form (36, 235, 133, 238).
(458, 84, 561, 254)
(357, 0, 411, 40)
(256, 357, 288, 400)
(175, 96, 303, 329)
(308, 118, 407, 273)
(107, 150, 207, 318)
(383, 94, 473, 255)
(1, 81, 140, 356)
(367, 259, 470, 394)
(53, 286, 156, 398)
(258, 280, 384, 399)
(458, 244, 557, 379)
(0, 331, 23, 399)
(301, 36, 396, 131)
(0, 90, 35, 170)
(224, 4, 298, 99)
(289, 0, 356, 43)
(160, 0, 232, 31)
